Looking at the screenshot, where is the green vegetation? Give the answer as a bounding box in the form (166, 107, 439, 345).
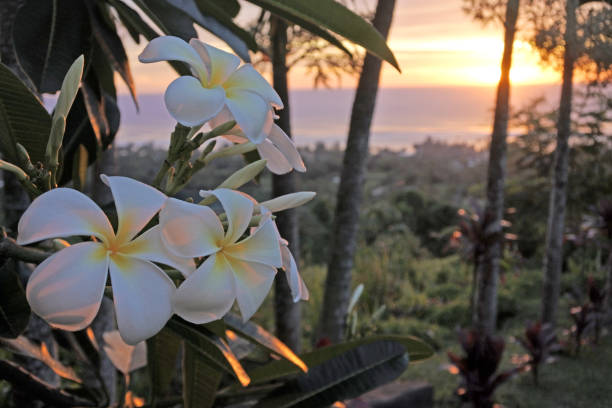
(110, 130, 612, 406)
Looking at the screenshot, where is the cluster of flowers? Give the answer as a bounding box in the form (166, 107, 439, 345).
(19, 37, 312, 345)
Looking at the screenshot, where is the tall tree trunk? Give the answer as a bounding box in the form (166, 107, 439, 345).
(473, 0, 520, 335)
(317, 0, 396, 344)
(271, 16, 302, 353)
(541, 0, 577, 326)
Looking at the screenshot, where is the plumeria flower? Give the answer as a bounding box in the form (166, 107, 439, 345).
(262, 208, 309, 302)
(18, 176, 195, 344)
(138, 36, 282, 144)
(209, 109, 306, 175)
(159, 188, 282, 323)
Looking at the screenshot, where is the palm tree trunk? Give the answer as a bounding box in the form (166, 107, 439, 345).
(473, 0, 520, 335)
(318, 0, 396, 344)
(271, 16, 302, 353)
(541, 0, 578, 326)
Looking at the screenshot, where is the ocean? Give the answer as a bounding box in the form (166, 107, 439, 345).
(115, 84, 561, 151)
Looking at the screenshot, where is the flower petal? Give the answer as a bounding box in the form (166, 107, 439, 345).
(101, 175, 167, 243)
(268, 125, 306, 172)
(123, 226, 195, 278)
(164, 76, 225, 127)
(138, 36, 208, 82)
(159, 198, 223, 258)
(225, 64, 283, 108)
(18, 188, 114, 245)
(26, 242, 108, 331)
(210, 188, 254, 245)
(173, 254, 236, 324)
(257, 140, 292, 175)
(225, 90, 270, 144)
(281, 246, 309, 302)
(190, 39, 240, 87)
(225, 218, 282, 267)
(109, 254, 175, 344)
(228, 258, 276, 321)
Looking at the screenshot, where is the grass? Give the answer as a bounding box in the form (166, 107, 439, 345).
(401, 336, 612, 408)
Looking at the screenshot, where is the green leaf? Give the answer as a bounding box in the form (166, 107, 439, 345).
(71, 145, 88, 191)
(87, 1, 138, 106)
(248, 334, 433, 385)
(0, 63, 52, 166)
(147, 328, 182, 402)
(144, 0, 198, 41)
(0, 260, 30, 339)
(254, 340, 409, 407)
(195, 0, 258, 51)
(223, 314, 307, 373)
(13, 0, 91, 93)
(245, 0, 400, 71)
(167, 317, 251, 386)
(165, 0, 253, 61)
(108, 0, 160, 43)
(53, 56, 84, 124)
(182, 342, 223, 408)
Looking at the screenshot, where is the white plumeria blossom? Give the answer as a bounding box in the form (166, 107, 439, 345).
(209, 109, 306, 175)
(138, 36, 282, 145)
(18, 176, 195, 345)
(263, 208, 309, 302)
(160, 188, 282, 324)
(198, 189, 310, 302)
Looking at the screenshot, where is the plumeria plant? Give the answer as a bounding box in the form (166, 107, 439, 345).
(0, 38, 431, 408)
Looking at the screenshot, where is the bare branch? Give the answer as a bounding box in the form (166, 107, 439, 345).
(0, 237, 51, 264)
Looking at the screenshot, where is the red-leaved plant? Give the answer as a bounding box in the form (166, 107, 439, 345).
(448, 329, 524, 408)
(517, 321, 559, 385)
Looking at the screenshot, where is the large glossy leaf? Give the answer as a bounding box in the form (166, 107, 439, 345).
(0, 63, 52, 166)
(254, 340, 409, 407)
(59, 90, 120, 185)
(108, 0, 160, 44)
(164, 0, 252, 61)
(86, 1, 137, 106)
(145, 0, 198, 41)
(194, 0, 258, 52)
(167, 317, 251, 386)
(223, 314, 307, 373)
(183, 342, 223, 408)
(245, 0, 400, 70)
(248, 334, 433, 385)
(1, 335, 82, 383)
(147, 328, 181, 402)
(13, 0, 91, 93)
(0, 260, 30, 339)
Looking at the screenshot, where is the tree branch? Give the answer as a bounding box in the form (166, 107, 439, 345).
(0, 359, 96, 407)
(0, 237, 51, 263)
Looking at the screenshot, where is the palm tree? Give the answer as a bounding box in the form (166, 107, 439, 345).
(464, 0, 521, 334)
(318, 0, 397, 343)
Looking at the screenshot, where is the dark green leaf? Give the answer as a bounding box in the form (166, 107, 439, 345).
(182, 342, 223, 408)
(145, 0, 198, 41)
(195, 0, 258, 51)
(0, 259, 30, 339)
(87, 1, 138, 106)
(245, 0, 400, 70)
(166, 0, 253, 60)
(0, 63, 52, 166)
(71, 145, 88, 191)
(167, 317, 251, 386)
(108, 0, 160, 43)
(223, 314, 307, 372)
(147, 328, 182, 402)
(13, 0, 91, 93)
(248, 334, 433, 385)
(254, 340, 408, 407)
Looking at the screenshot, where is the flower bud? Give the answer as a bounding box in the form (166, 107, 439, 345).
(258, 192, 316, 213)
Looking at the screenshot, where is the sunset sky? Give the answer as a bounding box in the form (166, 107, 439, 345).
(122, 0, 563, 94)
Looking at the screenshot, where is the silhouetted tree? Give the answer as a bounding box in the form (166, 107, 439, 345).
(464, 0, 520, 334)
(318, 0, 396, 343)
